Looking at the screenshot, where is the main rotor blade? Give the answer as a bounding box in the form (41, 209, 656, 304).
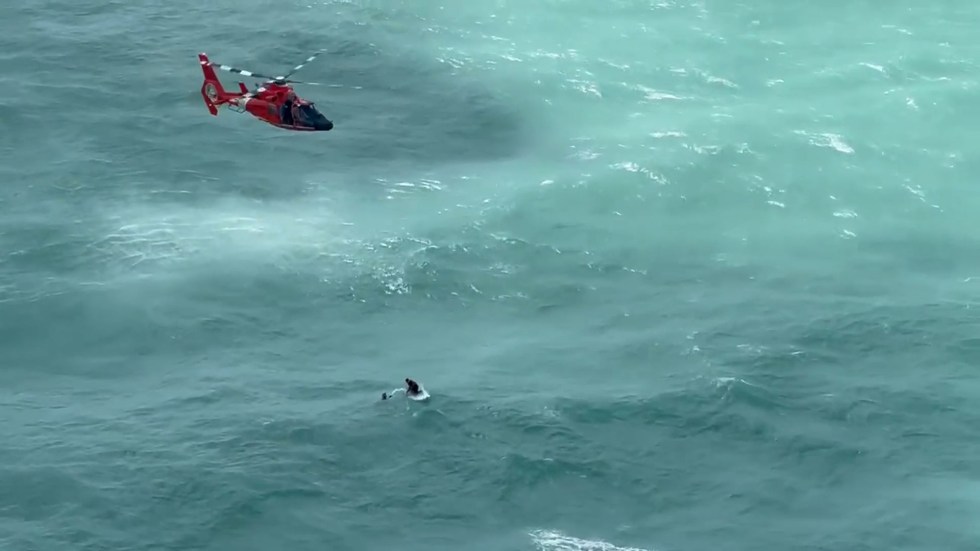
(210, 62, 285, 83)
(207, 50, 326, 90)
(281, 50, 326, 80)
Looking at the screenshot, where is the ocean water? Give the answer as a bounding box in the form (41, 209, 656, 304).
(3, 0, 980, 549)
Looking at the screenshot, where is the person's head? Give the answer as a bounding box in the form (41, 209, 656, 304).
(405, 378, 410, 384)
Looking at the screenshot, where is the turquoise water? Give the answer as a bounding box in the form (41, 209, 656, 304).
(4, 1, 980, 549)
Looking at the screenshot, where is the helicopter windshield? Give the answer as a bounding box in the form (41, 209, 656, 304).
(292, 102, 332, 130)
(295, 103, 319, 124)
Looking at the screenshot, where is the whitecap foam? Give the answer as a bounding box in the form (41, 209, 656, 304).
(529, 530, 653, 551)
(794, 130, 855, 154)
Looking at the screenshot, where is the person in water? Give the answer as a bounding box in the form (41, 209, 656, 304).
(381, 378, 421, 400)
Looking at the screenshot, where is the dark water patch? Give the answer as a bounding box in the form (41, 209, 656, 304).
(14, 1, 527, 207)
(7, 370, 976, 550)
(853, 232, 980, 277)
(1, 219, 126, 283)
(0, 265, 326, 381)
(785, 302, 980, 370)
(0, 467, 101, 523)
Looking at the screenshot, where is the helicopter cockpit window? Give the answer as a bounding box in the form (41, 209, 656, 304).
(296, 104, 318, 124)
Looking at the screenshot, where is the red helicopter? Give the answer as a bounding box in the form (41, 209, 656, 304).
(197, 51, 334, 131)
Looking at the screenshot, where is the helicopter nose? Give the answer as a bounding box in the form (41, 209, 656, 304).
(316, 119, 334, 131)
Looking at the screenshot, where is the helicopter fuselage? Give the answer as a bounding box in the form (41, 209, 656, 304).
(198, 52, 333, 132)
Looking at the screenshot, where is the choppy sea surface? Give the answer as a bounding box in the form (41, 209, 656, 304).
(3, 1, 980, 549)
